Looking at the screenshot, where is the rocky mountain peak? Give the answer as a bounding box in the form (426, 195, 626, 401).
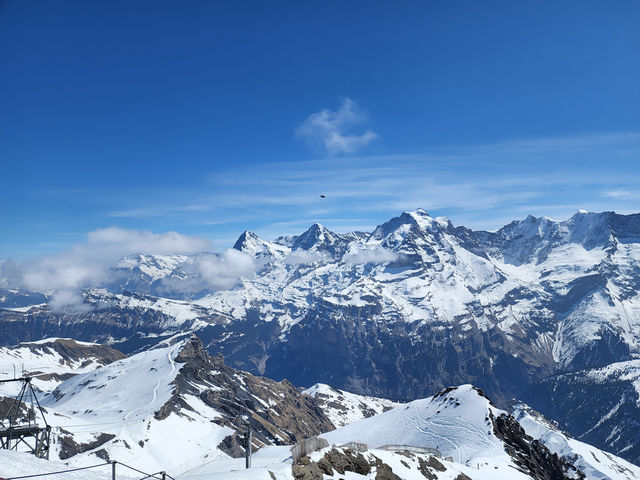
(154, 336, 335, 456)
(292, 223, 336, 250)
(232, 230, 289, 258)
(173, 335, 208, 363)
(233, 230, 260, 249)
(369, 208, 450, 244)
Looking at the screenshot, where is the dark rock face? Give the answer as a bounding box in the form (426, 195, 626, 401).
(491, 413, 585, 480)
(0, 288, 48, 308)
(294, 449, 384, 480)
(263, 310, 551, 406)
(0, 395, 28, 421)
(58, 431, 115, 460)
(155, 336, 335, 455)
(525, 367, 640, 467)
(291, 460, 324, 480)
(374, 462, 402, 480)
(0, 306, 178, 348)
(321, 448, 371, 475)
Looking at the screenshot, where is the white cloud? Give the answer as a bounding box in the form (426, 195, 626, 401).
(602, 189, 640, 199)
(344, 246, 400, 265)
(191, 249, 256, 290)
(283, 250, 324, 265)
(1, 228, 211, 311)
(296, 98, 378, 154)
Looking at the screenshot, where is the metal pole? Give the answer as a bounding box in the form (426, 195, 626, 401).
(112, 460, 116, 480)
(161, 472, 166, 480)
(244, 426, 252, 469)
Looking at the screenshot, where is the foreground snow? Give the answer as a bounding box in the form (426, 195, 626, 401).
(2, 339, 639, 480)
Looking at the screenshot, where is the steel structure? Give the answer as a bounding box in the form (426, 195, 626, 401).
(0, 377, 51, 459)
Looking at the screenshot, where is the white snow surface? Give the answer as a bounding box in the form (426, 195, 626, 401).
(0, 339, 112, 394)
(2, 379, 639, 479)
(321, 385, 508, 465)
(303, 383, 402, 427)
(36, 341, 233, 475)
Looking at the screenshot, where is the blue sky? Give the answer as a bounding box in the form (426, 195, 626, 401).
(1, 0, 639, 260)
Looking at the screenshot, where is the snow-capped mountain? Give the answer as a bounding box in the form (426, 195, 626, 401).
(36, 336, 333, 474)
(319, 385, 640, 480)
(1, 209, 640, 465)
(5, 358, 639, 480)
(303, 383, 401, 428)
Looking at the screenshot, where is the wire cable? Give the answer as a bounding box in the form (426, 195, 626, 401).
(2, 460, 178, 480)
(4, 461, 111, 479)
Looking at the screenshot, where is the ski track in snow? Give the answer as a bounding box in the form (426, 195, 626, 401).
(151, 344, 177, 407)
(412, 408, 463, 463)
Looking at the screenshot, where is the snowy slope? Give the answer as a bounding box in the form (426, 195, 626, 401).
(303, 383, 401, 427)
(3, 381, 638, 480)
(40, 341, 233, 474)
(321, 385, 508, 465)
(513, 404, 640, 480)
(0, 338, 125, 394)
(320, 385, 638, 479)
(0, 450, 139, 480)
(29, 336, 332, 476)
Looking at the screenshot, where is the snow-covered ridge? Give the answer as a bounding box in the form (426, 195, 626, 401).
(322, 385, 506, 464)
(0, 338, 125, 394)
(320, 384, 640, 479)
(4, 371, 640, 479)
(29, 337, 333, 475)
(513, 404, 640, 480)
(303, 383, 401, 427)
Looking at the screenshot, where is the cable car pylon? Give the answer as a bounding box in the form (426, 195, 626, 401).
(0, 376, 51, 459)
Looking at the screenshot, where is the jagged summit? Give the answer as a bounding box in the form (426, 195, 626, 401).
(233, 230, 260, 248)
(232, 230, 289, 258)
(292, 223, 337, 250)
(369, 208, 451, 242)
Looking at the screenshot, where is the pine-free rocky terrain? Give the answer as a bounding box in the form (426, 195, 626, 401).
(1, 209, 640, 476)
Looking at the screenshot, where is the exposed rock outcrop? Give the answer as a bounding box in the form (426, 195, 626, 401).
(156, 336, 335, 456)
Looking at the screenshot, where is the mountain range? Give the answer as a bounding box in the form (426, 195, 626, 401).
(1, 209, 639, 466)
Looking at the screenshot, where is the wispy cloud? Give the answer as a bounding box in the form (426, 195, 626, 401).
(22, 131, 640, 254)
(295, 98, 378, 154)
(602, 189, 640, 200)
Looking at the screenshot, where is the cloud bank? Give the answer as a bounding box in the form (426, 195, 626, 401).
(0, 228, 214, 311)
(344, 246, 400, 265)
(296, 98, 378, 154)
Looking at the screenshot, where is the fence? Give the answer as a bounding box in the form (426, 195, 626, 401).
(379, 444, 442, 457)
(334, 441, 368, 452)
(0, 459, 176, 480)
(290, 436, 329, 460)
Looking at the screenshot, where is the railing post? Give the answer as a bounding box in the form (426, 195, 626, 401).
(244, 425, 252, 469)
(111, 460, 116, 480)
(162, 472, 166, 480)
